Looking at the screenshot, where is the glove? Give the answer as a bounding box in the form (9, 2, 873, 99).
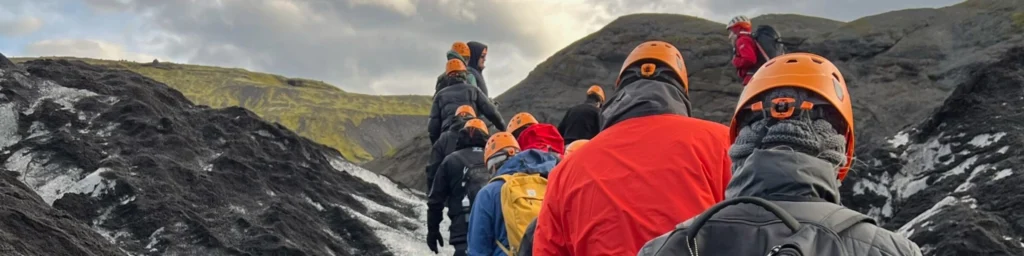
(427, 230, 444, 254)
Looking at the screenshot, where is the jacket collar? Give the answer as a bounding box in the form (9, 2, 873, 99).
(725, 148, 842, 204)
(601, 79, 690, 129)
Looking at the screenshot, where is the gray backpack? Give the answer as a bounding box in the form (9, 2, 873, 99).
(647, 197, 874, 256)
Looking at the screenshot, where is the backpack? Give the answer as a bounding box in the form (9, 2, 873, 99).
(649, 196, 875, 256)
(454, 151, 490, 210)
(490, 172, 547, 256)
(751, 25, 786, 66)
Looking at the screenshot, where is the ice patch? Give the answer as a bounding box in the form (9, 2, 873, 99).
(5, 148, 93, 205)
(954, 164, 989, 193)
(997, 146, 1009, 154)
(67, 167, 117, 198)
(23, 79, 98, 116)
(305, 196, 324, 211)
(0, 104, 23, 149)
(229, 205, 247, 215)
(145, 227, 166, 252)
(900, 177, 929, 200)
(888, 131, 910, 147)
(939, 156, 979, 181)
(898, 196, 958, 237)
(329, 158, 423, 204)
(994, 169, 1014, 181)
(967, 132, 1007, 147)
(340, 207, 452, 255)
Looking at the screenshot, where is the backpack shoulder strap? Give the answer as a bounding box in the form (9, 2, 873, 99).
(489, 174, 509, 184)
(818, 207, 876, 233)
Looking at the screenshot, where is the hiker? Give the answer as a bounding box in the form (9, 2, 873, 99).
(637, 53, 922, 256)
(556, 85, 604, 146)
(507, 112, 565, 156)
(437, 42, 477, 93)
(728, 15, 758, 85)
(427, 105, 477, 191)
(563, 139, 589, 157)
(467, 132, 558, 256)
(427, 119, 491, 256)
(728, 15, 786, 86)
(467, 41, 490, 96)
(532, 41, 733, 255)
(429, 59, 505, 144)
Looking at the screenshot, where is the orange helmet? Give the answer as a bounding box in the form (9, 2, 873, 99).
(455, 105, 476, 118)
(586, 85, 605, 103)
(507, 112, 539, 134)
(729, 52, 855, 180)
(463, 118, 489, 137)
(446, 59, 467, 74)
(485, 132, 521, 163)
(565, 139, 590, 156)
(616, 41, 689, 93)
(451, 41, 471, 58)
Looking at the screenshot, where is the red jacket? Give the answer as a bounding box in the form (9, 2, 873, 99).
(532, 79, 732, 256)
(517, 123, 565, 155)
(732, 33, 758, 85)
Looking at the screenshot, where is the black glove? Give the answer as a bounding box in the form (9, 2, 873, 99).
(427, 230, 444, 254)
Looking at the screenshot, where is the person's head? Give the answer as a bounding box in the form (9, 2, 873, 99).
(467, 41, 488, 71)
(565, 139, 590, 156)
(615, 41, 690, 112)
(451, 41, 472, 60)
(726, 15, 752, 41)
(484, 132, 521, 173)
(444, 59, 470, 86)
(455, 105, 477, 119)
(460, 118, 490, 146)
(585, 85, 605, 107)
(728, 52, 855, 181)
(507, 112, 539, 138)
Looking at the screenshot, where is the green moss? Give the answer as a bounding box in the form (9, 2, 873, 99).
(13, 57, 431, 163)
(1013, 12, 1024, 31)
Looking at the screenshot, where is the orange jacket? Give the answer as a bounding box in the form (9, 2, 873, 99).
(532, 79, 732, 256)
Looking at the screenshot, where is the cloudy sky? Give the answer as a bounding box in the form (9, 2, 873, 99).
(1, 0, 961, 96)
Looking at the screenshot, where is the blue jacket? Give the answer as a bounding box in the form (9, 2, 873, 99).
(467, 149, 559, 256)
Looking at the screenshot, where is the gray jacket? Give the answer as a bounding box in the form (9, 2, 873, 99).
(638, 149, 922, 256)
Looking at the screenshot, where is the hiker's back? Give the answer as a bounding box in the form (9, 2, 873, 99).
(639, 200, 922, 256)
(434, 83, 480, 130)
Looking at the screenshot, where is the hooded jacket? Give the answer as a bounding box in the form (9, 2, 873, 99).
(732, 32, 758, 85)
(427, 129, 489, 245)
(426, 116, 474, 190)
(429, 83, 505, 144)
(467, 41, 490, 96)
(556, 102, 602, 145)
(532, 79, 733, 256)
(467, 149, 559, 256)
(436, 51, 477, 93)
(516, 123, 565, 156)
(637, 149, 923, 256)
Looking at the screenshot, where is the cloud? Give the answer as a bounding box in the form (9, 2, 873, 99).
(0, 17, 44, 36)
(60, 0, 960, 96)
(24, 39, 162, 62)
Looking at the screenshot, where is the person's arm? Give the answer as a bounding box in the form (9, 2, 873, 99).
(426, 137, 447, 189)
(732, 36, 759, 69)
(473, 68, 489, 96)
(476, 90, 506, 131)
(427, 158, 452, 234)
(429, 98, 442, 144)
(468, 184, 498, 255)
(532, 170, 568, 256)
(557, 109, 571, 136)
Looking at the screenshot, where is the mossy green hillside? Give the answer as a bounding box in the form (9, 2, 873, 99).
(13, 57, 431, 163)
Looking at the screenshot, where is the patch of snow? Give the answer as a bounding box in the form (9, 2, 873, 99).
(120, 195, 136, 205)
(0, 104, 23, 149)
(340, 207, 452, 255)
(67, 167, 117, 198)
(888, 131, 910, 147)
(997, 146, 1009, 154)
(145, 227, 166, 252)
(229, 205, 247, 215)
(256, 130, 274, 138)
(900, 177, 929, 200)
(852, 173, 891, 196)
(968, 132, 1007, 147)
(954, 164, 989, 193)
(939, 156, 979, 181)
(266, 189, 276, 196)
(1004, 236, 1013, 241)
(6, 148, 100, 205)
(305, 196, 324, 211)
(993, 169, 1014, 181)
(898, 196, 959, 237)
(329, 158, 423, 204)
(23, 80, 98, 116)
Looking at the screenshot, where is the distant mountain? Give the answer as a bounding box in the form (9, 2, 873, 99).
(10, 57, 431, 163)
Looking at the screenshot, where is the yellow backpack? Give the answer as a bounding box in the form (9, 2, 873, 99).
(490, 172, 547, 256)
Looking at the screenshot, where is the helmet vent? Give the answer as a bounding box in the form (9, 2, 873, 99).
(786, 59, 799, 63)
(765, 60, 777, 67)
(832, 72, 841, 81)
(811, 58, 824, 64)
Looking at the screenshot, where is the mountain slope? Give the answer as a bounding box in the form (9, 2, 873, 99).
(371, 1, 1023, 192)
(0, 55, 448, 255)
(10, 57, 430, 163)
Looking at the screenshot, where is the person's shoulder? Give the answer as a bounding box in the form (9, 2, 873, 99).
(676, 116, 730, 131)
(842, 221, 923, 256)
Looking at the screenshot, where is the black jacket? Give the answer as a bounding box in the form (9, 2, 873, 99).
(557, 103, 602, 144)
(638, 149, 922, 256)
(467, 41, 489, 96)
(426, 116, 473, 191)
(429, 82, 504, 144)
(427, 131, 488, 244)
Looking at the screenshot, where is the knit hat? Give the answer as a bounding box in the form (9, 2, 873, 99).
(728, 89, 848, 174)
